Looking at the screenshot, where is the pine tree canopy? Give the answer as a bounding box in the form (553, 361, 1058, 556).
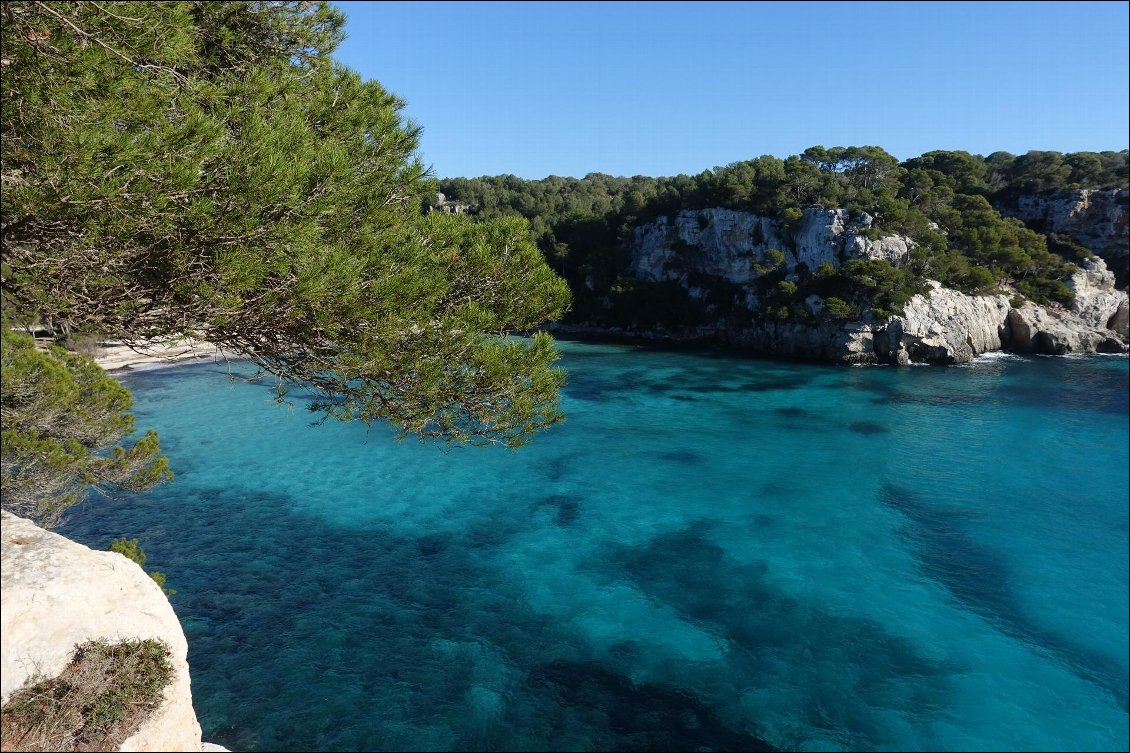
(1, 1, 571, 450)
(0, 327, 172, 527)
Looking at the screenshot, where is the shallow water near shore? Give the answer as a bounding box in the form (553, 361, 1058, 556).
(61, 342, 1129, 752)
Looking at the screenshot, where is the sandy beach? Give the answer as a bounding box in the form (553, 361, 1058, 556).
(91, 339, 228, 373)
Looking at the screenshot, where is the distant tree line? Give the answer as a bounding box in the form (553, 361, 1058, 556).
(436, 148, 1129, 329)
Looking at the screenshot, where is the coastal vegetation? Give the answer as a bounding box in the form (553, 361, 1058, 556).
(1, 1, 570, 526)
(0, 638, 174, 751)
(109, 538, 174, 596)
(0, 327, 171, 528)
(436, 147, 1128, 327)
(0, 0, 569, 444)
(0, 4, 1125, 752)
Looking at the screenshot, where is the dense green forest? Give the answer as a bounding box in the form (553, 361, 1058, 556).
(436, 148, 1129, 329)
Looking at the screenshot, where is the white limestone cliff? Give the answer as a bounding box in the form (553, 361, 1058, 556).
(1005, 303, 1126, 356)
(622, 205, 1128, 364)
(1006, 188, 1130, 282)
(801, 283, 1126, 365)
(630, 209, 784, 284)
(1068, 257, 1129, 336)
(629, 207, 912, 285)
(876, 283, 1013, 365)
(791, 208, 910, 271)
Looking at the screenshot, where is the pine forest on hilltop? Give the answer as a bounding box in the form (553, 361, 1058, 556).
(435, 148, 1129, 329)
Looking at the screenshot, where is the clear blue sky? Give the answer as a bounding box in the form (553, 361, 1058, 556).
(332, 1, 1130, 180)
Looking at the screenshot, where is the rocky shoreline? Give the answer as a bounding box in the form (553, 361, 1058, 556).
(2, 512, 203, 751)
(545, 258, 1129, 366)
(552, 203, 1130, 366)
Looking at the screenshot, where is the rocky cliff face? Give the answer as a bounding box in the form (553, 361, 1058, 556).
(874, 276, 1126, 364)
(1069, 257, 1129, 335)
(1005, 188, 1130, 284)
(618, 207, 1129, 365)
(632, 209, 779, 284)
(716, 279, 1126, 366)
(719, 284, 1010, 365)
(876, 283, 1012, 365)
(1, 512, 203, 752)
(629, 207, 911, 286)
(1005, 303, 1127, 356)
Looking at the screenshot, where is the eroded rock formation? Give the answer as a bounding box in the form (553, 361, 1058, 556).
(618, 207, 1128, 364)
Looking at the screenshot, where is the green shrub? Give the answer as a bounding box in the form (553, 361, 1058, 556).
(824, 297, 861, 320)
(0, 639, 173, 752)
(1016, 278, 1075, 308)
(108, 538, 147, 567)
(751, 248, 786, 275)
(108, 539, 175, 597)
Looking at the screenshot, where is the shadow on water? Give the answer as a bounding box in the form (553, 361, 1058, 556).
(542, 453, 578, 482)
(528, 659, 775, 752)
(563, 375, 620, 403)
(674, 374, 812, 395)
(879, 483, 1129, 712)
(60, 487, 541, 751)
(657, 449, 703, 464)
(59, 486, 783, 752)
(601, 521, 955, 750)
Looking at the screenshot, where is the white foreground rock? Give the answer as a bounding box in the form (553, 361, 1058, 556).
(1, 511, 202, 752)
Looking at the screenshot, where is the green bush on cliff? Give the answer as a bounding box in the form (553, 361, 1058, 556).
(0, 638, 174, 751)
(793, 259, 928, 321)
(108, 538, 175, 597)
(824, 297, 861, 320)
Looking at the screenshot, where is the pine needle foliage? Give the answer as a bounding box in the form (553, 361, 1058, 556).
(0, 328, 171, 527)
(1, 1, 571, 449)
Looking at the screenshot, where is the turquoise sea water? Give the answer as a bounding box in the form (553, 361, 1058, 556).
(59, 342, 1129, 752)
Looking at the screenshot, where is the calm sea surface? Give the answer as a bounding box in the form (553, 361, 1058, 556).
(60, 342, 1129, 751)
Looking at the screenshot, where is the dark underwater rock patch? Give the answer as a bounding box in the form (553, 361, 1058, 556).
(848, 421, 890, 435)
(528, 659, 775, 752)
(659, 450, 703, 464)
(532, 494, 583, 527)
(416, 533, 449, 558)
(597, 520, 956, 749)
(879, 483, 1129, 711)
